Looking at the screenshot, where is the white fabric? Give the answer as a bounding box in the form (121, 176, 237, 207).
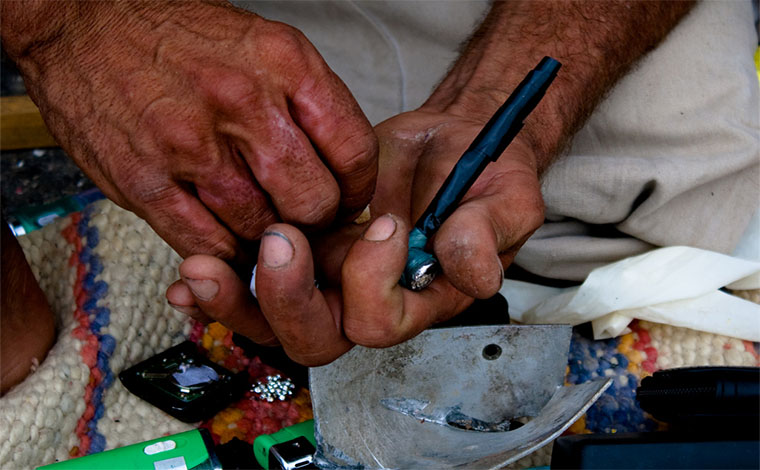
(518, 0, 760, 280)
(501, 246, 760, 341)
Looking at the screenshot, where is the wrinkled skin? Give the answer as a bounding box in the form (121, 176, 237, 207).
(167, 109, 545, 365)
(8, 1, 377, 265)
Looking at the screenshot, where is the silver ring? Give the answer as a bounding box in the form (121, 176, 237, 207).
(248, 263, 320, 301)
(249, 264, 258, 299)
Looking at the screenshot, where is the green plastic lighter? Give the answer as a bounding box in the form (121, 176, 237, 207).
(37, 429, 221, 470)
(253, 419, 316, 470)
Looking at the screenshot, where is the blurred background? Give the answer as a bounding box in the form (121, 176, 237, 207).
(1, 49, 100, 236)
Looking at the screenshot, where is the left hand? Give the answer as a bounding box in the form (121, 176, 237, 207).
(166, 108, 546, 365)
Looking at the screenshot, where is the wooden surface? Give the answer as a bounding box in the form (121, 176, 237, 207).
(1, 95, 57, 150)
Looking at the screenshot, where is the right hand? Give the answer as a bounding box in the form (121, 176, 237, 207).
(3, 1, 377, 264)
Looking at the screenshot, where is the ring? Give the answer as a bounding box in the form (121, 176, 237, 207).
(249, 264, 321, 301)
(249, 264, 258, 300)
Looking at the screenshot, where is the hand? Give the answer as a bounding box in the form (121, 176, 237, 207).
(161, 0, 696, 364)
(166, 108, 545, 365)
(2, 1, 377, 264)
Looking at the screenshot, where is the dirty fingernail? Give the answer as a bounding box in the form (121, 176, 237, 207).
(184, 278, 219, 301)
(261, 231, 294, 268)
(363, 214, 397, 241)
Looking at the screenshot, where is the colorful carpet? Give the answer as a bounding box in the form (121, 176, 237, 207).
(1, 200, 757, 469)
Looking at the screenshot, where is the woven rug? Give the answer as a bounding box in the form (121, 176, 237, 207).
(1, 199, 758, 469)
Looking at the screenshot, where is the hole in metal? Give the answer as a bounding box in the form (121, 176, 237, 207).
(482, 343, 502, 360)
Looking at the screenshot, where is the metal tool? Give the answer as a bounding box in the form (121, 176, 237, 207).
(309, 325, 610, 469)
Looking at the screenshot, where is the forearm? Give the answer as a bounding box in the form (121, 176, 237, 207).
(1, 1, 70, 59)
(424, 0, 695, 173)
(1, 1, 232, 75)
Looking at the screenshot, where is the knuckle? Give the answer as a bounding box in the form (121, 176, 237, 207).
(132, 178, 183, 208)
(135, 187, 239, 259)
(205, 302, 235, 324)
(143, 110, 216, 163)
(330, 129, 378, 176)
(278, 182, 340, 227)
(285, 348, 339, 368)
(236, 205, 278, 240)
(269, 23, 311, 59)
(204, 71, 258, 110)
(344, 318, 401, 348)
(333, 134, 379, 210)
(195, 172, 277, 239)
(115, 165, 177, 208)
(173, 222, 238, 260)
(260, 23, 325, 83)
(528, 197, 545, 229)
(248, 20, 312, 69)
(515, 192, 545, 235)
(198, 231, 237, 260)
(163, 126, 211, 158)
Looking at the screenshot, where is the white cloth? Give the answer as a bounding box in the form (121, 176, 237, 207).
(500, 246, 760, 341)
(518, 0, 760, 280)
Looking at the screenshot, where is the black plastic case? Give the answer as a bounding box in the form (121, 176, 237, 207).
(119, 341, 249, 422)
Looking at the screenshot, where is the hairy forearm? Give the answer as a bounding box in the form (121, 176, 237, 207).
(424, 0, 695, 173)
(1, 1, 68, 59)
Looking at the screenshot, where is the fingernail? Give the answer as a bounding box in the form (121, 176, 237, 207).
(363, 214, 397, 241)
(168, 302, 201, 316)
(184, 278, 219, 301)
(260, 231, 294, 268)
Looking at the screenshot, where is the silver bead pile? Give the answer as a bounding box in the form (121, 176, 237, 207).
(251, 374, 295, 402)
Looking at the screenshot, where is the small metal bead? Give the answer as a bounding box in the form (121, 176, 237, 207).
(251, 375, 296, 402)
